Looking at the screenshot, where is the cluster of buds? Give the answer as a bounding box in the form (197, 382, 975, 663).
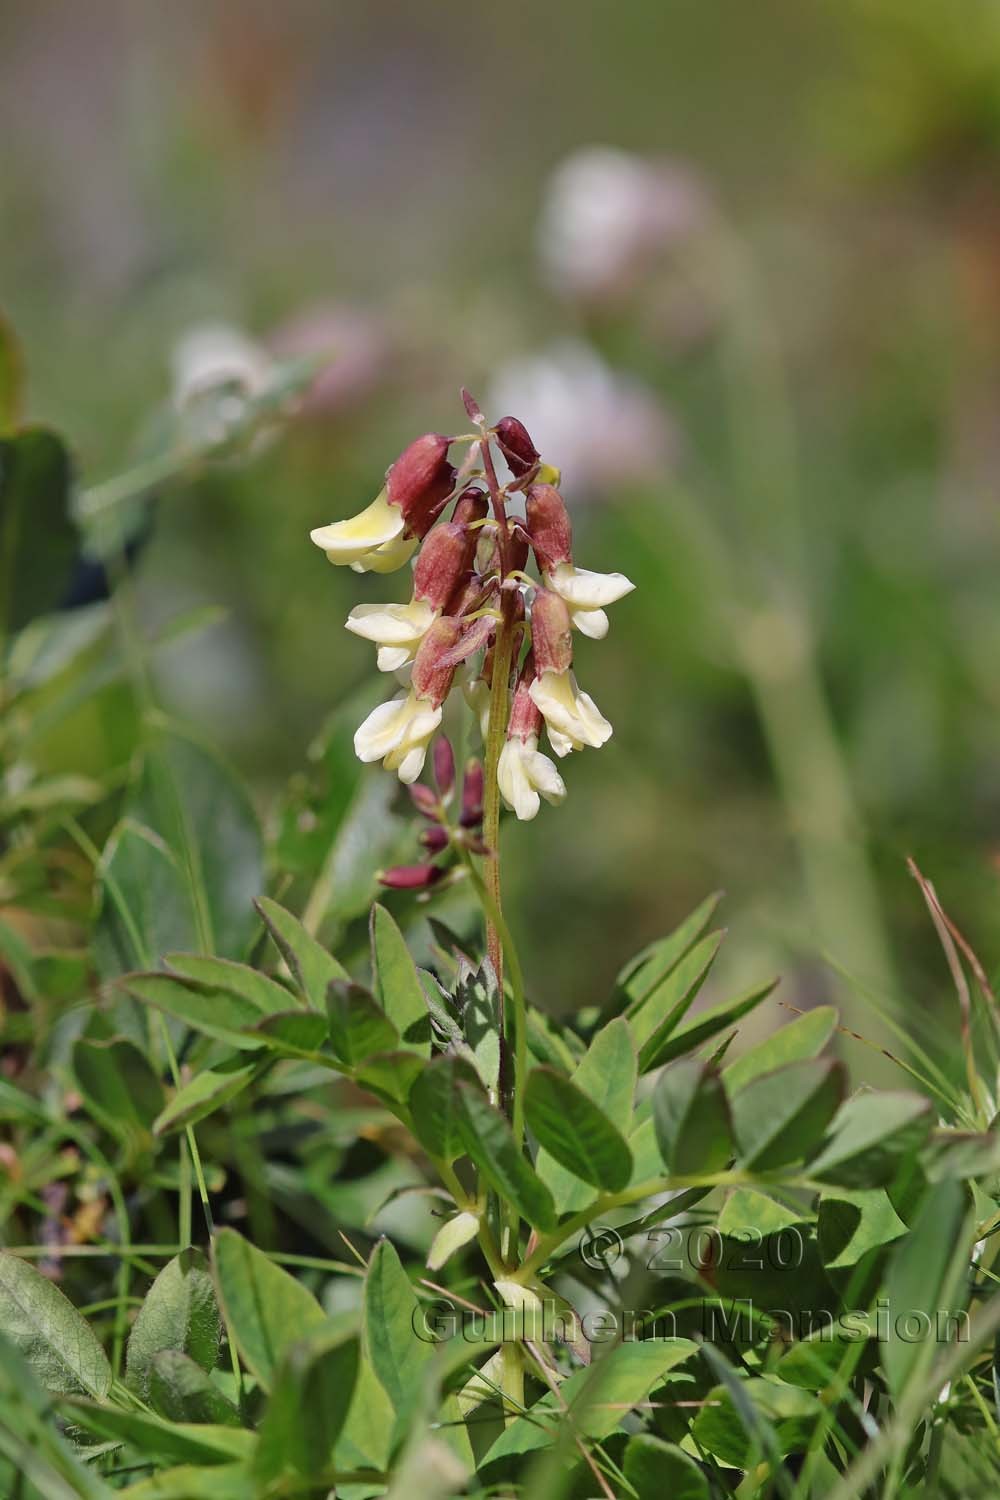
(309, 395, 634, 820)
(379, 738, 486, 893)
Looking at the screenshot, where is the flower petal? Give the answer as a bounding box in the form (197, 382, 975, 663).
(498, 741, 541, 821)
(529, 670, 612, 751)
(548, 561, 635, 609)
(524, 748, 567, 804)
(350, 534, 418, 574)
(346, 599, 436, 646)
(354, 694, 410, 762)
(311, 487, 405, 564)
(571, 606, 609, 640)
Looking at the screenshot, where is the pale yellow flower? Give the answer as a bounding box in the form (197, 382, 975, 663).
(345, 598, 438, 673)
(354, 688, 442, 783)
(544, 560, 635, 639)
(529, 669, 612, 756)
(498, 734, 566, 820)
(310, 488, 417, 574)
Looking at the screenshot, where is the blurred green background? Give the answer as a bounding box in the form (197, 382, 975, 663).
(4, 0, 1000, 1041)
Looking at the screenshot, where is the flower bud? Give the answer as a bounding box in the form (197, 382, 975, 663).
(433, 736, 456, 799)
(508, 655, 543, 742)
(451, 486, 489, 528)
(495, 416, 539, 477)
(413, 523, 475, 610)
(530, 589, 573, 677)
(445, 569, 489, 617)
(525, 484, 573, 572)
(461, 759, 484, 827)
(411, 617, 462, 706)
(420, 824, 449, 854)
(408, 782, 440, 819)
(379, 863, 444, 890)
(387, 433, 457, 538)
(507, 523, 530, 576)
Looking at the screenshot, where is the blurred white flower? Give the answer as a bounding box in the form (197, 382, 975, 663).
(539, 146, 709, 301)
(171, 322, 271, 408)
(489, 341, 676, 496)
(170, 322, 273, 450)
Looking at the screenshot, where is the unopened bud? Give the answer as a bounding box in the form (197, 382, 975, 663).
(379, 863, 444, 890)
(530, 589, 573, 676)
(433, 737, 456, 799)
(508, 655, 543, 742)
(437, 613, 496, 669)
(420, 824, 449, 854)
(507, 523, 530, 575)
(451, 486, 489, 528)
(409, 782, 440, 819)
(412, 617, 462, 706)
(414, 523, 476, 609)
(461, 759, 484, 827)
(461, 387, 485, 425)
(525, 483, 573, 573)
(445, 569, 486, 617)
(495, 416, 540, 477)
(387, 433, 457, 538)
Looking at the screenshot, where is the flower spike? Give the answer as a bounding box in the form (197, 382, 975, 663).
(315, 396, 634, 836)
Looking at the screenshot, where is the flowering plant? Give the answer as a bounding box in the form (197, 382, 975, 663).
(2, 338, 998, 1500)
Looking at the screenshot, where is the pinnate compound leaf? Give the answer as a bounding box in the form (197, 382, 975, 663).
(629, 929, 724, 1054)
(883, 1178, 973, 1397)
(364, 1238, 432, 1417)
(536, 1016, 636, 1212)
(408, 1055, 483, 1161)
(254, 1328, 359, 1483)
(255, 895, 348, 1008)
(148, 1350, 241, 1426)
(639, 978, 778, 1073)
(483, 1339, 697, 1463)
(807, 1090, 934, 1187)
(624, 1434, 709, 1500)
(615, 891, 723, 1009)
(154, 1062, 262, 1135)
(723, 1005, 838, 1093)
(212, 1229, 328, 1392)
(370, 903, 431, 1053)
(653, 1058, 732, 1175)
(731, 1058, 845, 1170)
(126, 1250, 221, 1398)
(327, 979, 398, 1065)
(457, 1086, 557, 1231)
(524, 1066, 632, 1191)
(0, 1252, 112, 1399)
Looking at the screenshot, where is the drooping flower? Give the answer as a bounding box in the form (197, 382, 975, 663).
(354, 688, 444, 782)
(544, 560, 635, 640)
(311, 433, 458, 574)
(498, 659, 566, 820)
(344, 489, 486, 669)
(529, 669, 613, 756)
(311, 487, 417, 574)
(528, 589, 612, 756)
(525, 483, 633, 638)
(354, 618, 460, 783)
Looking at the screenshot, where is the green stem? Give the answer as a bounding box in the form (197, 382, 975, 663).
(456, 845, 528, 1147)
